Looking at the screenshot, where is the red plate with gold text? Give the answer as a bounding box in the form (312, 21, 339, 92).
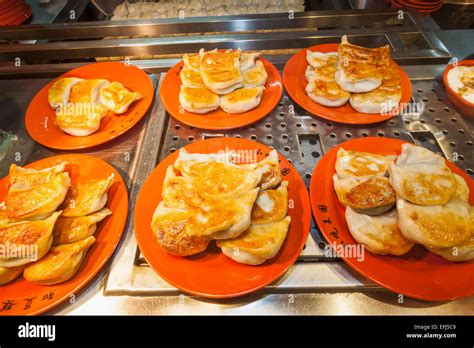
(310, 137, 474, 301)
(135, 137, 311, 298)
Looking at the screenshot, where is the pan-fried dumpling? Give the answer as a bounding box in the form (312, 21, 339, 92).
(345, 207, 414, 255)
(428, 235, 474, 262)
(8, 162, 68, 192)
(6, 173, 70, 221)
(335, 35, 390, 93)
(173, 149, 232, 177)
(336, 148, 394, 179)
(333, 175, 396, 215)
(99, 81, 142, 114)
(182, 53, 201, 72)
(199, 48, 241, 70)
(61, 174, 114, 218)
(396, 197, 472, 248)
(0, 211, 61, 268)
(0, 265, 24, 285)
(48, 77, 83, 109)
(180, 66, 205, 88)
(151, 202, 211, 256)
(23, 236, 95, 285)
(219, 86, 265, 114)
(453, 174, 470, 202)
(240, 51, 261, 71)
(306, 78, 351, 107)
(208, 188, 259, 240)
(243, 60, 267, 88)
(179, 86, 220, 114)
(389, 144, 457, 205)
(191, 161, 263, 199)
(242, 150, 282, 190)
(306, 50, 338, 68)
(52, 208, 112, 245)
(200, 67, 244, 95)
(162, 166, 203, 209)
(218, 216, 291, 265)
(251, 181, 288, 225)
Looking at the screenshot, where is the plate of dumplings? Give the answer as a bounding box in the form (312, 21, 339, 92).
(134, 137, 311, 298)
(310, 137, 474, 301)
(283, 36, 412, 124)
(0, 154, 128, 315)
(25, 62, 154, 150)
(160, 48, 283, 130)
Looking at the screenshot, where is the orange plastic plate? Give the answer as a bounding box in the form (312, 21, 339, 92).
(310, 137, 474, 301)
(0, 154, 129, 315)
(283, 43, 412, 125)
(160, 58, 283, 130)
(25, 62, 154, 150)
(135, 137, 311, 298)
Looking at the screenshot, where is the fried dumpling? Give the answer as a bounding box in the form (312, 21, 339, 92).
(240, 51, 261, 71)
(335, 148, 394, 179)
(8, 161, 67, 192)
(200, 67, 244, 95)
(428, 235, 474, 262)
(179, 86, 219, 114)
(306, 78, 351, 107)
(217, 216, 291, 265)
(180, 66, 205, 88)
(350, 62, 402, 114)
(389, 144, 457, 206)
(69, 79, 110, 106)
(0, 265, 24, 285)
(174, 149, 232, 177)
(162, 166, 203, 209)
(208, 188, 259, 240)
(99, 81, 142, 114)
(335, 35, 390, 93)
(453, 174, 470, 202)
(191, 161, 263, 199)
(345, 207, 413, 256)
(48, 77, 83, 109)
(6, 173, 70, 221)
(242, 150, 282, 190)
(151, 202, 210, 256)
(243, 60, 268, 88)
(220, 86, 265, 114)
(52, 208, 112, 245)
(23, 236, 95, 285)
(199, 48, 241, 70)
(61, 174, 114, 217)
(333, 175, 396, 215)
(306, 62, 337, 83)
(251, 181, 288, 225)
(306, 50, 338, 68)
(0, 212, 61, 268)
(183, 53, 201, 72)
(396, 197, 472, 248)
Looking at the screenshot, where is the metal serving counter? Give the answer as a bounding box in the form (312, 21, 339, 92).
(0, 9, 472, 315)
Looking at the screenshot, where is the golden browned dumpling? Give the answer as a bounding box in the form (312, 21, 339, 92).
(173, 149, 231, 177)
(6, 173, 70, 221)
(199, 48, 241, 71)
(243, 60, 267, 88)
(240, 51, 261, 71)
(389, 144, 457, 206)
(61, 174, 114, 217)
(0, 212, 61, 268)
(47, 77, 83, 109)
(0, 265, 24, 285)
(218, 216, 291, 265)
(305, 79, 351, 107)
(52, 208, 112, 245)
(428, 235, 474, 262)
(220, 86, 265, 114)
(335, 35, 390, 93)
(161, 166, 203, 209)
(23, 236, 95, 285)
(336, 148, 394, 179)
(251, 181, 288, 225)
(242, 150, 282, 190)
(99, 81, 142, 114)
(151, 202, 211, 256)
(179, 86, 219, 114)
(180, 66, 205, 88)
(182, 52, 201, 72)
(8, 162, 67, 192)
(345, 207, 414, 256)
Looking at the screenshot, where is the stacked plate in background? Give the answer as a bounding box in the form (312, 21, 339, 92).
(0, 0, 32, 26)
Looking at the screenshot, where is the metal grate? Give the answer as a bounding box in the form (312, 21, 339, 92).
(106, 75, 474, 294)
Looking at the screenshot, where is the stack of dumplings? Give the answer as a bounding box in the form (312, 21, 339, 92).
(179, 48, 267, 114)
(305, 35, 402, 114)
(48, 77, 142, 137)
(0, 162, 114, 286)
(151, 149, 291, 265)
(334, 144, 474, 261)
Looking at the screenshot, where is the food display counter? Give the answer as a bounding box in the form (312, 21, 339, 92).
(0, 4, 472, 315)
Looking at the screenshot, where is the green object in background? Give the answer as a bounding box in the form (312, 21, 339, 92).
(0, 129, 14, 162)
